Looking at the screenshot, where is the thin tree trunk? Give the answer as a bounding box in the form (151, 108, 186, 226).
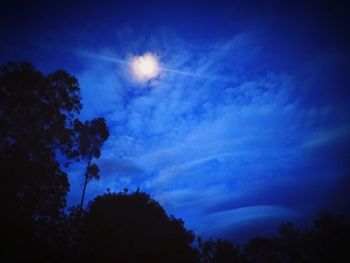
(79, 155, 92, 210)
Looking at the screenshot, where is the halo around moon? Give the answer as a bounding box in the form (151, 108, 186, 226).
(132, 53, 159, 81)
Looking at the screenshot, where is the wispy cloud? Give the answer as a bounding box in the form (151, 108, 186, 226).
(69, 28, 350, 239)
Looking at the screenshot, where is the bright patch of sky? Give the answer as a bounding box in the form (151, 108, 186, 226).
(66, 30, 350, 240)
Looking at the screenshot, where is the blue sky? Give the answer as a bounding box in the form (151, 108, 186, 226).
(1, 0, 350, 242)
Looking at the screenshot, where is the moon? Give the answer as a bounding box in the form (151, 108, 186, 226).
(132, 53, 159, 81)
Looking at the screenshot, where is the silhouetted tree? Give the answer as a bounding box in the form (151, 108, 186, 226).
(0, 62, 82, 157)
(244, 236, 283, 263)
(305, 212, 350, 262)
(244, 213, 350, 263)
(0, 61, 84, 261)
(198, 238, 245, 263)
(73, 118, 109, 210)
(74, 191, 197, 263)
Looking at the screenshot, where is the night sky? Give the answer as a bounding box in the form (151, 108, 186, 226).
(1, 0, 350, 242)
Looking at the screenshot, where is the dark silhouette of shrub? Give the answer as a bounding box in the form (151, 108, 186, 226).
(197, 237, 245, 263)
(244, 213, 350, 263)
(74, 191, 197, 263)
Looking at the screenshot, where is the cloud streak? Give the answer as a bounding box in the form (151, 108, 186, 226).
(69, 28, 350, 241)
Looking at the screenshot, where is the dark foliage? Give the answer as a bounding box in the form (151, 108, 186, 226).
(0, 62, 81, 158)
(74, 118, 109, 209)
(197, 238, 245, 263)
(244, 213, 350, 263)
(72, 191, 197, 263)
(0, 61, 82, 261)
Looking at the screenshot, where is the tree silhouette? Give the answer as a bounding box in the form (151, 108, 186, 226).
(306, 212, 350, 262)
(244, 213, 350, 263)
(198, 238, 245, 263)
(0, 61, 82, 261)
(74, 191, 197, 263)
(74, 118, 109, 210)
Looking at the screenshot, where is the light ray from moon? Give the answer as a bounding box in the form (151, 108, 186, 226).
(76, 50, 229, 82)
(76, 50, 130, 65)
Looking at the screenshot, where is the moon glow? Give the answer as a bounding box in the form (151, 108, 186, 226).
(132, 53, 159, 81)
